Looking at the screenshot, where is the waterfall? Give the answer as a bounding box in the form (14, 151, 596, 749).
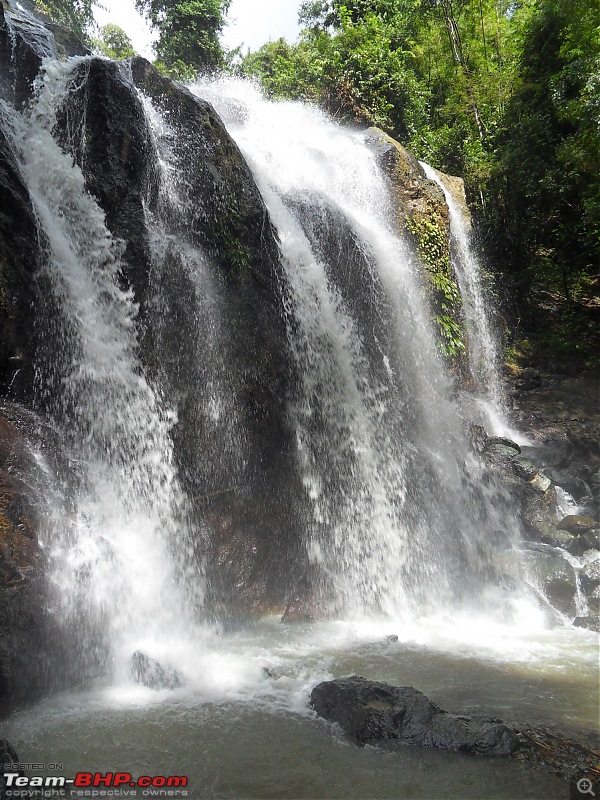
(190, 78, 524, 620)
(2, 57, 202, 674)
(133, 86, 248, 504)
(0, 45, 533, 680)
(419, 163, 514, 438)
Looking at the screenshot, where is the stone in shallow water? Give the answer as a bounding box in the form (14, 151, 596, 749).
(310, 676, 520, 755)
(130, 651, 183, 690)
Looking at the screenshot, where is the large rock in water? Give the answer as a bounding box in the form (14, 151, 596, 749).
(311, 677, 520, 756)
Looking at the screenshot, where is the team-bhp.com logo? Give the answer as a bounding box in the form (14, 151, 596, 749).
(3, 772, 188, 797)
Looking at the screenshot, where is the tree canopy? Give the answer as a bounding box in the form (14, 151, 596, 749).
(91, 24, 136, 60)
(135, 0, 231, 76)
(241, 0, 600, 357)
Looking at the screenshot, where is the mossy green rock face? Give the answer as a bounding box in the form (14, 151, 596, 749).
(366, 128, 467, 370)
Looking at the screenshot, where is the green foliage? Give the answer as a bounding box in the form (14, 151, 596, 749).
(33, 0, 94, 40)
(485, 0, 600, 301)
(135, 0, 230, 73)
(242, 5, 428, 138)
(242, 0, 599, 354)
(405, 211, 466, 358)
(91, 24, 135, 60)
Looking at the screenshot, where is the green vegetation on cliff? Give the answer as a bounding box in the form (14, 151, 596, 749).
(30, 0, 599, 362)
(241, 0, 600, 361)
(33, 0, 94, 40)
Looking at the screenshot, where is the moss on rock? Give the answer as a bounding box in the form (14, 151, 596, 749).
(366, 127, 467, 370)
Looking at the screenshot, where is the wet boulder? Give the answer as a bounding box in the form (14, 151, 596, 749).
(557, 515, 599, 534)
(484, 437, 522, 459)
(130, 651, 183, 690)
(281, 593, 326, 624)
(538, 529, 576, 551)
(0, 121, 40, 398)
(516, 367, 542, 390)
(573, 616, 600, 632)
(310, 676, 520, 755)
(511, 455, 539, 482)
(543, 468, 590, 501)
(580, 558, 600, 592)
(581, 529, 600, 551)
(0, 3, 88, 108)
(365, 128, 468, 373)
(525, 548, 580, 617)
(52, 55, 304, 618)
(0, 404, 62, 706)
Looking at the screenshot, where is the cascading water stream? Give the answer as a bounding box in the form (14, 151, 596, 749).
(2, 40, 598, 800)
(134, 86, 248, 503)
(190, 78, 528, 622)
(419, 162, 515, 439)
(2, 57, 202, 675)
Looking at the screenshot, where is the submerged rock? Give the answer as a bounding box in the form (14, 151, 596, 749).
(310, 676, 520, 755)
(130, 651, 183, 690)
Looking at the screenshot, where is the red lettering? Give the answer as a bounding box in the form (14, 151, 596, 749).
(167, 777, 188, 788)
(113, 773, 132, 787)
(138, 776, 152, 787)
(93, 773, 114, 787)
(75, 773, 93, 787)
(152, 777, 166, 787)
